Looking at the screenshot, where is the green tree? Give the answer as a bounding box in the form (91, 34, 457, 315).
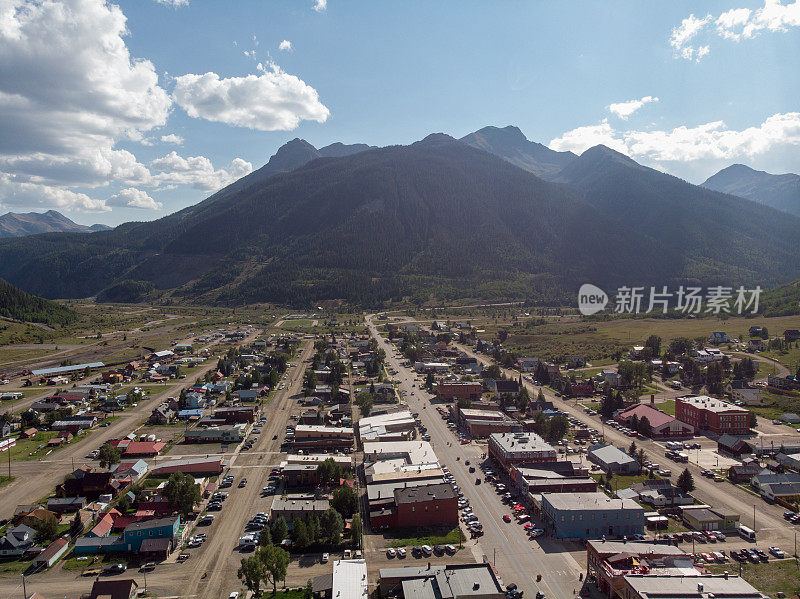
(677, 468, 695, 494)
(271, 516, 288, 545)
(70, 512, 84, 537)
(536, 388, 545, 403)
(303, 368, 317, 394)
(97, 443, 122, 468)
(354, 390, 374, 417)
(258, 524, 272, 547)
(331, 483, 358, 518)
(628, 441, 637, 456)
(259, 544, 290, 595)
(317, 457, 344, 487)
(545, 414, 569, 443)
(351, 513, 363, 550)
(320, 508, 344, 545)
(306, 514, 321, 545)
(486, 364, 502, 380)
(34, 514, 58, 544)
(292, 519, 310, 549)
(237, 555, 264, 595)
(163, 472, 201, 515)
(425, 372, 435, 390)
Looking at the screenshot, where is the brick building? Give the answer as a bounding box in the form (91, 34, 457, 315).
(674, 395, 750, 435)
(436, 382, 482, 401)
(488, 432, 557, 473)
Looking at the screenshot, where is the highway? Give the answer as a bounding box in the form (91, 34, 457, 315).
(366, 315, 585, 599)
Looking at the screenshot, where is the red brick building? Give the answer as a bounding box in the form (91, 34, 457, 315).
(674, 395, 750, 435)
(436, 382, 482, 401)
(488, 432, 557, 473)
(394, 483, 458, 528)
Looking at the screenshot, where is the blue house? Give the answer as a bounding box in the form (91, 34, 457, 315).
(709, 332, 730, 344)
(123, 517, 180, 552)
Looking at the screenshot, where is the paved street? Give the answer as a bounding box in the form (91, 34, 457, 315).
(366, 315, 585, 599)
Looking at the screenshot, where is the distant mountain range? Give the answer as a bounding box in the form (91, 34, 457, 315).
(702, 164, 800, 217)
(0, 210, 110, 238)
(1, 128, 800, 307)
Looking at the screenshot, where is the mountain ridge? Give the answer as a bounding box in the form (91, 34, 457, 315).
(0, 210, 111, 238)
(702, 163, 800, 217)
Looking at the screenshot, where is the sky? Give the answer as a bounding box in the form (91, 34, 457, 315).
(0, 0, 799, 226)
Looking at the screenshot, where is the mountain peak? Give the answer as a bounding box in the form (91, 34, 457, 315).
(415, 133, 457, 146)
(703, 162, 800, 217)
(0, 210, 107, 238)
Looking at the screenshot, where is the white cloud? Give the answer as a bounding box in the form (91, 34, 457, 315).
(149, 152, 253, 190)
(108, 187, 162, 210)
(608, 96, 659, 120)
(550, 112, 800, 163)
(313, 0, 327, 11)
(154, 0, 189, 7)
(160, 134, 184, 145)
(674, 2, 800, 60)
(670, 13, 712, 60)
(279, 39, 293, 51)
(0, 174, 109, 213)
(172, 63, 330, 131)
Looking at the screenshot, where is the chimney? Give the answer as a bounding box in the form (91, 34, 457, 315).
(650, 394, 655, 405)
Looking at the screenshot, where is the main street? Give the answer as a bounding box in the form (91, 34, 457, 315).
(450, 342, 797, 551)
(366, 315, 585, 599)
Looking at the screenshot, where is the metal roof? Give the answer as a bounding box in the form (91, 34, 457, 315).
(32, 362, 104, 376)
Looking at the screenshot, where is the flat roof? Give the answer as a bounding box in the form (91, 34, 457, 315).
(363, 441, 438, 466)
(395, 482, 456, 504)
(543, 492, 642, 512)
(678, 395, 749, 414)
(32, 362, 104, 376)
(622, 574, 766, 598)
(489, 432, 555, 454)
(271, 495, 330, 512)
(332, 559, 368, 599)
(587, 539, 685, 557)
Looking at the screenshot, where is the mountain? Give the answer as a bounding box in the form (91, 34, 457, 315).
(555, 145, 800, 285)
(0, 210, 111, 238)
(1, 134, 800, 307)
(0, 277, 76, 325)
(460, 125, 576, 180)
(702, 164, 800, 217)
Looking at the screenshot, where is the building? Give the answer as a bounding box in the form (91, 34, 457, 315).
(674, 396, 750, 435)
(510, 462, 597, 497)
(728, 460, 762, 483)
(358, 410, 416, 442)
(620, 575, 767, 599)
(708, 332, 730, 344)
(184, 425, 244, 444)
(378, 563, 504, 599)
(587, 444, 640, 474)
(122, 517, 179, 552)
(330, 559, 368, 599)
(436, 382, 482, 401)
(394, 482, 458, 528)
(86, 579, 139, 599)
(586, 540, 691, 599)
(149, 456, 224, 476)
(456, 407, 518, 438)
(516, 357, 540, 372)
(614, 404, 694, 438)
(293, 425, 354, 452)
(540, 492, 645, 539)
(0, 524, 36, 557)
(618, 479, 693, 507)
(213, 406, 257, 424)
(681, 506, 740, 531)
(488, 432, 557, 473)
(270, 495, 330, 523)
(32, 537, 69, 569)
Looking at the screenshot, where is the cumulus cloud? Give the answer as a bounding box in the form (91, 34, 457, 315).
(172, 63, 330, 131)
(108, 187, 162, 210)
(149, 152, 253, 190)
(0, 174, 109, 213)
(673, 1, 800, 60)
(160, 134, 184, 145)
(279, 40, 293, 51)
(313, 0, 327, 11)
(154, 0, 189, 7)
(608, 96, 659, 120)
(550, 112, 800, 163)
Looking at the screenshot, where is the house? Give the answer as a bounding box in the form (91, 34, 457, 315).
(47, 497, 86, 514)
(13, 506, 59, 528)
(0, 524, 37, 557)
(110, 460, 148, 481)
(614, 404, 693, 438)
(728, 460, 762, 483)
(87, 579, 138, 599)
(59, 471, 120, 499)
(780, 412, 800, 424)
(148, 405, 174, 425)
(747, 339, 766, 352)
(540, 492, 645, 539)
(32, 537, 69, 569)
(727, 380, 764, 406)
(587, 444, 640, 474)
(122, 441, 166, 458)
(516, 357, 540, 372)
(602, 370, 621, 387)
(123, 517, 180, 552)
(708, 331, 730, 344)
(488, 379, 520, 396)
(784, 329, 800, 342)
(620, 479, 692, 506)
(269, 495, 330, 523)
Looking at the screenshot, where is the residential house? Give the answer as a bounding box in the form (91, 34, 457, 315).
(708, 332, 730, 344)
(32, 537, 69, 569)
(0, 524, 37, 557)
(86, 579, 138, 599)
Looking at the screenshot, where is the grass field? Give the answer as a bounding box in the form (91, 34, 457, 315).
(10, 430, 60, 460)
(745, 390, 800, 422)
(385, 526, 466, 548)
(706, 559, 800, 597)
(591, 472, 655, 492)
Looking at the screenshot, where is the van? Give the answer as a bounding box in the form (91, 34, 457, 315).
(738, 525, 756, 541)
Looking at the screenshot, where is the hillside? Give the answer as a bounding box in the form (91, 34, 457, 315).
(759, 280, 800, 316)
(0, 210, 111, 238)
(555, 145, 800, 286)
(460, 125, 576, 180)
(702, 164, 800, 217)
(0, 277, 76, 326)
(1, 134, 800, 307)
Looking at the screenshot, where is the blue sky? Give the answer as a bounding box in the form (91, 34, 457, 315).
(1, 0, 799, 225)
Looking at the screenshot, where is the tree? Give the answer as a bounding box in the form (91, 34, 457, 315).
(320, 508, 344, 545)
(456, 397, 472, 409)
(536, 388, 545, 403)
(306, 514, 321, 545)
(292, 519, 310, 549)
(303, 368, 317, 394)
(70, 511, 84, 536)
(636, 448, 646, 466)
(20, 409, 39, 428)
(354, 390, 373, 417)
(271, 516, 288, 545)
(677, 468, 695, 494)
(331, 483, 358, 518)
(486, 364, 502, 380)
(351, 513, 363, 550)
(237, 555, 263, 596)
(628, 441, 637, 456)
(644, 335, 661, 358)
(98, 443, 121, 468)
(163, 472, 201, 515)
(424, 372, 435, 390)
(317, 458, 344, 487)
(258, 524, 272, 547)
(34, 514, 58, 544)
(638, 416, 652, 438)
(545, 414, 569, 443)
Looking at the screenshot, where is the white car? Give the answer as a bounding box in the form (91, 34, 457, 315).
(386, 548, 396, 558)
(321, 552, 329, 563)
(229, 593, 239, 599)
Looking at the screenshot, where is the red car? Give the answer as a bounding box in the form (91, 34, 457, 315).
(502, 515, 512, 522)
(460, 438, 470, 445)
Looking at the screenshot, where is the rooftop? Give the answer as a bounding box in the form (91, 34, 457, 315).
(489, 432, 555, 455)
(678, 395, 749, 414)
(332, 559, 368, 599)
(622, 574, 767, 598)
(395, 482, 456, 504)
(543, 492, 643, 512)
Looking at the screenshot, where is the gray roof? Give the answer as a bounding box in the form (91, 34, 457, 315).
(622, 574, 767, 598)
(543, 492, 643, 512)
(395, 482, 456, 504)
(32, 362, 104, 376)
(381, 564, 503, 599)
(588, 444, 637, 466)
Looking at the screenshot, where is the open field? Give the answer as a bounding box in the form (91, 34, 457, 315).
(706, 559, 800, 598)
(384, 525, 466, 548)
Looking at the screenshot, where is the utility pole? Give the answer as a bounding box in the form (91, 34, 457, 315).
(753, 505, 756, 532)
(21, 574, 26, 599)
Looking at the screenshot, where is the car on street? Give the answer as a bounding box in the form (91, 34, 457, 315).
(502, 514, 511, 522)
(386, 548, 396, 558)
